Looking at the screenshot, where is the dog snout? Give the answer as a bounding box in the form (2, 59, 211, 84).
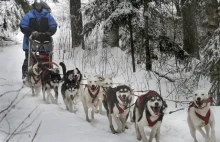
(155, 102, 159, 106)
(122, 94, 126, 99)
(197, 97, 201, 101)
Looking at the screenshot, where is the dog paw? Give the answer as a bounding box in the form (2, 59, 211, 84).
(86, 118, 91, 122)
(110, 125, 117, 134)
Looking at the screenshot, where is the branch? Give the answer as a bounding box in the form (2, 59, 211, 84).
(154, 71, 175, 82)
(0, 86, 24, 114)
(31, 121, 42, 142)
(5, 105, 39, 142)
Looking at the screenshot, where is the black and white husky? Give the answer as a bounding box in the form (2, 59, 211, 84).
(103, 85, 132, 133)
(60, 62, 82, 113)
(41, 68, 61, 104)
(187, 90, 216, 142)
(133, 90, 167, 142)
(26, 63, 43, 96)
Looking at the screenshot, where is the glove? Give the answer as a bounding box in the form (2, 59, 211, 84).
(45, 31, 52, 36)
(32, 31, 39, 38)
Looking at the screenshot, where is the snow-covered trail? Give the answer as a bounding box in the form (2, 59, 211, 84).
(0, 45, 220, 142)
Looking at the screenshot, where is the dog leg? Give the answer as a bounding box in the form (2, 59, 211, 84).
(111, 114, 122, 133)
(35, 86, 41, 96)
(149, 122, 161, 142)
(81, 96, 91, 122)
(91, 110, 95, 119)
(68, 100, 73, 113)
(155, 125, 161, 142)
(119, 115, 127, 132)
(210, 121, 216, 142)
(187, 116, 198, 142)
(63, 98, 69, 111)
(204, 124, 210, 139)
(195, 126, 209, 142)
(31, 87, 36, 96)
(54, 86, 58, 104)
(138, 123, 148, 142)
(98, 100, 103, 115)
(107, 113, 117, 134)
(135, 123, 142, 140)
(42, 85, 46, 101)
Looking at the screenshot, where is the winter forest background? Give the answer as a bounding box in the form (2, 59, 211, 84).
(0, 0, 220, 141)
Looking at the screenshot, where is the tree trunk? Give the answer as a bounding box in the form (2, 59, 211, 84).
(15, 0, 30, 13)
(143, 0, 152, 70)
(129, 15, 136, 72)
(174, 0, 181, 17)
(181, 0, 199, 59)
(70, 0, 83, 48)
(103, 0, 120, 48)
(103, 24, 119, 47)
(206, 0, 218, 28)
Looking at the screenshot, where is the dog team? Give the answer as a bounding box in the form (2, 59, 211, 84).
(24, 62, 216, 142)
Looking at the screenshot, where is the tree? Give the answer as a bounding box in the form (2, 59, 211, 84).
(181, 0, 199, 59)
(70, 0, 83, 48)
(143, 0, 152, 70)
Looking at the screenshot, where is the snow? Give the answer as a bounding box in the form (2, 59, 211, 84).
(0, 1, 220, 142)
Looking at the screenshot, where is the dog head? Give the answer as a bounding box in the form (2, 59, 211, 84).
(50, 68, 62, 86)
(32, 63, 43, 76)
(87, 76, 100, 91)
(116, 85, 132, 105)
(101, 77, 113, 88)
(66, 68, 82, 83)
(192, 90, 209, 108)
(146, 91, 164, 116)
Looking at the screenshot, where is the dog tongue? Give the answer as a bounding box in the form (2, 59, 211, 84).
(153, 107, 160, 115)
(197, 101, 203, 106)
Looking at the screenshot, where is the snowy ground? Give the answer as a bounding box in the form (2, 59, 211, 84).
(0, 0, 220, 142)
(0, 42, 220, 142)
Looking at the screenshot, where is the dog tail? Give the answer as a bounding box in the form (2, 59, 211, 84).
(59, 62, 66, 79)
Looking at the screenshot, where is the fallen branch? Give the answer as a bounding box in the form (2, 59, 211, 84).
(0, 90, 30, 123)
(5, 105, 39, 142)
(31, 121, 42, 142)
(0, 86, 24, 115)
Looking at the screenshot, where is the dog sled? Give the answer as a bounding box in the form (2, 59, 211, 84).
(27, 33, 54, 68)
(23, 33, 56, 88)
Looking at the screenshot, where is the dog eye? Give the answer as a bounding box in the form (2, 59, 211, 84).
(201, 94, 204, 96)
(195, 94, 197, 96)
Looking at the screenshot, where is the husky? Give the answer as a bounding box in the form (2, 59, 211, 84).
(133, 90, 167, 142)
(187, 90, 216, 142)
(81, 76, 105, 122)
(103, 85, 132, 133)
(41, 67, 61, 104)
(60, 62, 82, 112)
(26, 63, 43, 96)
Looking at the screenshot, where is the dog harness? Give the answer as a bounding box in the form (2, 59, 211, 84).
(137, 91, 161, 127)
(85, 84, 100, 103)
(188, 97, 212, 125)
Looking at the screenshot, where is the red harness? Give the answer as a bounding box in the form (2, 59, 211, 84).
(188, 98, 212, 125)
(116, 103, 124, 114)
(85, 84, 100, 103)
(146, 116, 160, 127)
(32, 75, 41, 84)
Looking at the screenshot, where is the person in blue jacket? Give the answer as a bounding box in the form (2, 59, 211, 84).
(20, 0, 57, 79)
